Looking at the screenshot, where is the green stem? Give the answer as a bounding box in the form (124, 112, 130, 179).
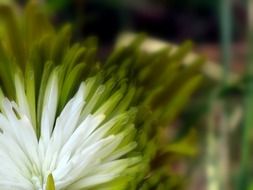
(206, 0, 232, 189)
(220, 0, 232, 85)
(237, 0, 253, 189)
(220, 0, 232, 189)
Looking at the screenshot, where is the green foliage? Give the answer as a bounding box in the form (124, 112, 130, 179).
(0, 2, 205, 189)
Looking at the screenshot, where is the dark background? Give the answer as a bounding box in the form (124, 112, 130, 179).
(46, 0, 245, 45)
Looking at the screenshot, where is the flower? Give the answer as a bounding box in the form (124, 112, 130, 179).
(0, 3, 142, 189)
(0, 2, 204, 189)
(0, 71, 140, 190)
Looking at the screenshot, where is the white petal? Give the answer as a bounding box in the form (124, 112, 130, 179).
(14, 73, 32, 124)
(40, 70, 59, 144)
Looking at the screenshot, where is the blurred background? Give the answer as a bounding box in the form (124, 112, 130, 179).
(12, 0, 246, 71)
(48, 0, 246, 67)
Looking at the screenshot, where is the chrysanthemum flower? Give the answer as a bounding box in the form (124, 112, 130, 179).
(0, 70, 140, 189)
(0, 4, 141, 188)
(0, 2, 204, 190)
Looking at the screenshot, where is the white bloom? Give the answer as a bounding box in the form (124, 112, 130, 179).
(0, 72, 139, 190)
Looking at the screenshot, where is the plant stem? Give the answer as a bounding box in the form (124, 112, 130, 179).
(237, 0, 253, 189)
(219, 0, 232, 189)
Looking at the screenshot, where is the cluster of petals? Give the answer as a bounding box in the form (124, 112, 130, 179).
(0, 73, 139, 190)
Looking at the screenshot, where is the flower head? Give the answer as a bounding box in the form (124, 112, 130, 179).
(0, 70, 139, 189)
(0, 2, 204, 190)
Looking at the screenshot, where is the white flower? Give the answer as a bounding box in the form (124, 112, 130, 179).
(0, 71, 139, 190)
